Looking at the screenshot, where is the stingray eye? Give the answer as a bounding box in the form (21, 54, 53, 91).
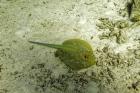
(84, 54, 88, 59)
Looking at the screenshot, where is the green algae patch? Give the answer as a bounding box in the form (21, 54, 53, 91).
(97, 18, 129, 44)
(115, 20, 129, 29)
(96, 18, 115, 31)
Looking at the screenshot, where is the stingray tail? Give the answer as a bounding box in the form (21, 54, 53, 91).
(28, 40, 73, 51)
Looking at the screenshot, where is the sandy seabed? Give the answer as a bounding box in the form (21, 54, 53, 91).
(0, 0, 140, 93)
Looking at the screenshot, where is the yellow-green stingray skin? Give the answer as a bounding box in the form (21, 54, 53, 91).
(29, 39, 96, 70)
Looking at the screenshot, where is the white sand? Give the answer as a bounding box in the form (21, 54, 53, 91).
(0, 0, 140, 93)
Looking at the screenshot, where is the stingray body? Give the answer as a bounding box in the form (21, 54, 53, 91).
(29, 39, 96, 70)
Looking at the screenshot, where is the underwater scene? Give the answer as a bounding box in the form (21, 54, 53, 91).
(0, 0, 140, 93)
